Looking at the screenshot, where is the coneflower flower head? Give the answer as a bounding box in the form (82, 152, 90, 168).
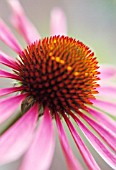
(17, 36, 100, 114)
(0, 0, 116, 170)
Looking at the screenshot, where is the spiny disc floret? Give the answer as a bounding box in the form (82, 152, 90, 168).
(17, 35, 100, 113)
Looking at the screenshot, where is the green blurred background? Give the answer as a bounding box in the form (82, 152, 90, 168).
(0, 0, 116, 170)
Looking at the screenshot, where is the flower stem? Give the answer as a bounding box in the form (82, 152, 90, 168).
(0, 111, 22, 136)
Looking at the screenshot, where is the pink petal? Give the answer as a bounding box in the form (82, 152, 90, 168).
(0, 86, 23, 97)
(0, 94, 26, 123)
(0, 51, 19, 70)
(0, 19, 22, 53)
(99, 66, 116, 80)
(71, 113, 116, 170)
(88, 107, 116, 133)
(8, 0, 41, 44)
(50, 7, 67, 36)
(97, 86, 116, 98)
(0, 103, 38, 165)
(63, 114, 100, 170)
(0, 69, 21, 80)
(80, 112, 116, 152)
(92, 99, 116, 116)
(19, 107, 55, 170)
(55, 113, 83, 170)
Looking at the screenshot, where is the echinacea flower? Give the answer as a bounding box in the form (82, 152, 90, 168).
(0, 0, 116, 170)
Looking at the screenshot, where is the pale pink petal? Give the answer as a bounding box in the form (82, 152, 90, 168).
(71, 113, 116, 170)
(0, 103, 38, 165)
(88, 107, 116, 133)
(50, 7, 67, 36)
(80, 112, 116, 152)
(0, 19, 22, 53)
(0, 94, 26, 123)
(0, 86, 23, 97)
(63, 114, 100, 170)
(19, 107, 55, 170)
(56, 113, 83, 170)
(0, 51, 19, 70)
(8, 0, 40, 44)
(97, 86, 116, 97)
(91, 99, 116, 116)
(0, 69, 21, 80)
(99, 66, 116, 79)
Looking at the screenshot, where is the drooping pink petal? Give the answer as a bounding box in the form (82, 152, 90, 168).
(63, 114, 100, 170)
(91, 99, 116, 116)
(0, 69, 21, 80)
(71, 113, 116, 170)
(99, 66, 116, 80)
(0, 94, 26, 123)
(80, 112, 116, 152)
(8, 0, 41, 44)
(0, 86, 23, 97)
(50, 7, 67, 36)
(55, 113, 83, 170)
(0, 51, 19, 70)
(0, 103, 38, 165)
(19, 107, 55, 170)
(88, 108, 116, 133)
(98, 86, 116, 97)
(0, 19, 22, 53)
